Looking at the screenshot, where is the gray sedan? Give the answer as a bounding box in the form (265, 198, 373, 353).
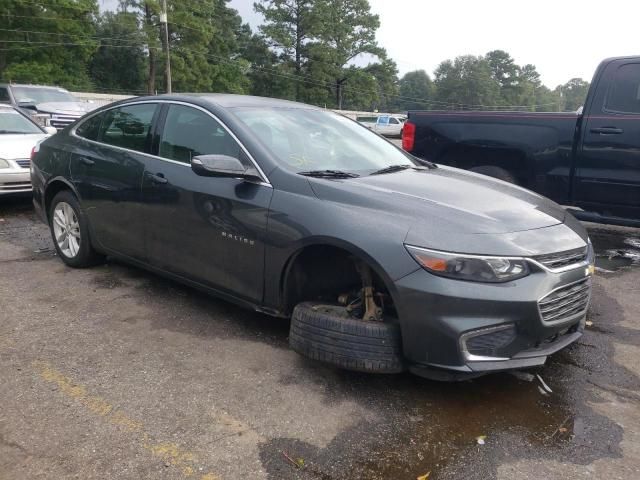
(31, 94, 594, 379)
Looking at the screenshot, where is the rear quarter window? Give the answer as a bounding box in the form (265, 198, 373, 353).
(75, 113, 103, 141)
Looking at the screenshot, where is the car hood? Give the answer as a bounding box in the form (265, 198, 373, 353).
(0, 134, 49, 159)
(34, 102, 96, 115)
(309, 165, 567, 235)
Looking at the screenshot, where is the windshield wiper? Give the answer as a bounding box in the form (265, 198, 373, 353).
(370, 164, 413, 175)
(297, 169, 360, 178)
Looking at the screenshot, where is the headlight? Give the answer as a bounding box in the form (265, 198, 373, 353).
(405, 245, 530, 283)
(0, 158, 10, 169)
(31, 113, 51, 127)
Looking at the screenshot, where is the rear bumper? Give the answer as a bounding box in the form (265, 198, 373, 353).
(394, 262, 591, 377)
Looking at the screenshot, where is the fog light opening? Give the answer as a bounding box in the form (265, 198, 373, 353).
(460, 324, 516, 362)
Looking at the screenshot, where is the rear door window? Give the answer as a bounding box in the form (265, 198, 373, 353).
(605, 63, 640, 114)
(158, 104, 242, 163)
(98, 103, 157, 153)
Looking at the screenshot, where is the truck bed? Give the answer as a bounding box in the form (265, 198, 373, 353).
(405, 111, 580, 204)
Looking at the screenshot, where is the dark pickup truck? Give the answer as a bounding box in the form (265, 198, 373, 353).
(402, 56, 640, 227)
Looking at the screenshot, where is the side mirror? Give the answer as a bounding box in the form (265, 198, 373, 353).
(191, 154, 261, 181)
(44, 126, 57, 135)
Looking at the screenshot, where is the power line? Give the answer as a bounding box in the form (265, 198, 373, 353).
(0, 36, 559, 110)
(0, 9, 561, 110)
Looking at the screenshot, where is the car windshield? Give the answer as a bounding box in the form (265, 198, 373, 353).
(12, 86, 76, 104)
(232, 108, 417, 175)
(0, 109, 42, 134)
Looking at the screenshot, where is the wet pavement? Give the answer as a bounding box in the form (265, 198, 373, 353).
(1, 196, 639, 480)
(589, 225, 640, 273)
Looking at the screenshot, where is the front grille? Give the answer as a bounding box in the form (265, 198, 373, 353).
(0, 181, 32, 191)
(49, 114, 81, 129)
(538, 278, 591, 323)
(534, 246, 587, 270)
(15, 158, 30, 169)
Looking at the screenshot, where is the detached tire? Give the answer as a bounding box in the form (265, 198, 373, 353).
(289, 302, 405, 373)
(470, 165, 517, 184)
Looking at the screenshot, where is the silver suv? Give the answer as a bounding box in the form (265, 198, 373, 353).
(0, 84, 97, 129)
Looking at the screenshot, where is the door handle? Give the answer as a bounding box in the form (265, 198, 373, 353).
(147, 172, 168, 184)
(79, 157, 95, 166)
(590, 126, 623, 135)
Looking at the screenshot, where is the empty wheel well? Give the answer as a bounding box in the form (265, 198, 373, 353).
(44, 181, 75, 220)
(281, 245, 396, 317)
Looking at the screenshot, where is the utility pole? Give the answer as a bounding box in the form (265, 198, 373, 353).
(160, 0, 172, 94)
(336, 78, 347, 110)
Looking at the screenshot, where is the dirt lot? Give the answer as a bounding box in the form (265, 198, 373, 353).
(1, 196, 639, 480)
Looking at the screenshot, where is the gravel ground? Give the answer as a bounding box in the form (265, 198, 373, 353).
(1, 196, 639, 480)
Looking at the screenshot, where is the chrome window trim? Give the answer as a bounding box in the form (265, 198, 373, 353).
(70, 99, 272, 188)
(404, 244, 590, 274)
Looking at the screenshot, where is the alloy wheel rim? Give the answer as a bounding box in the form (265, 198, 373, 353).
(52, 202, 81, 258)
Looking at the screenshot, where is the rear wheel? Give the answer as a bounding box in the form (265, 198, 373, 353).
(470, 165, 517, 184)
(49, 190, 104, 268)
(289, 302, 405, 373)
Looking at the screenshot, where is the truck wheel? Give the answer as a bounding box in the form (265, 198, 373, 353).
(470, 166, 517, 184)
(289, 302, 405, 373)
(49, 190, 104, 268)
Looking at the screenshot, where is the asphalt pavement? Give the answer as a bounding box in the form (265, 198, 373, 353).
(1, 196, 639, 480)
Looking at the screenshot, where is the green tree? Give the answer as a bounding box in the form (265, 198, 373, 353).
(339, 66, 378, 110)
(0, 0, 99, 90)
(364, 57, 399, 111)
(90, 11, 146, 93)
(433, 55, 501, 109)
(237, 25, 293, 99)
(254, 0, 318, 100)
(119, 0, 250, 94)
(397, 70, 433, 110)
(485, 49, 519, 105)
(556, 78, 590, 111)
(314, 0, 382, 108)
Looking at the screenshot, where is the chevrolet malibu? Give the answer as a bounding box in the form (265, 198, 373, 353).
(31, 95, 594, 380)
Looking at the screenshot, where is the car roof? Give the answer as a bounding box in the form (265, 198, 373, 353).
(123, 93, 321, 110)
(0, 83, 70, 91)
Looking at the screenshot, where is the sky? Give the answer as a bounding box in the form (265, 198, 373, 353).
(100, 0, 640, 88)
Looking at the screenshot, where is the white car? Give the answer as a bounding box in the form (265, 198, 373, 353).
(356, 114, 406, 137)
(0, 105, 56, 195)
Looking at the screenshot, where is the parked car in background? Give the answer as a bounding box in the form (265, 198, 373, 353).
(32, 94, 593, 380)
(0, 83, 97, 130)
(357, 114, 406, 137)
(402, 56, 640, 227)
(0, 105, 56, 195)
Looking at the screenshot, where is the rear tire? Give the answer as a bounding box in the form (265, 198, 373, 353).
(49, 190, 104, 268)
(470, 165, 517, 184)
(289, 302, 405, 374)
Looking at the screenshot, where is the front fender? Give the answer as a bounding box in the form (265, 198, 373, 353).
(262, 188, 420, 311)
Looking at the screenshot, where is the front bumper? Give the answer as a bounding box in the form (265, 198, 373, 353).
(0, 169, 32, 195)
(394, 260, 591, 377)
